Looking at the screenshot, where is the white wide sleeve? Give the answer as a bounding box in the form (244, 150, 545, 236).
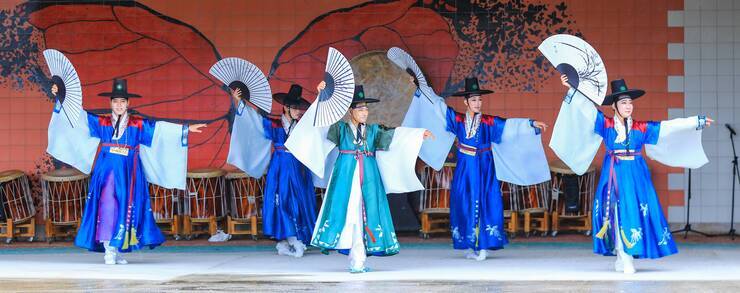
(492, 118, 551, 185)
(285, 101, 336, 179)
(401, 87, 455, 171)
(312, 148, 338, 189)
(549, 88, 602, 175)
(645, 116, 709, 169)
(140, 121, 189, 190)
(227, 102, 272, 178)
(46, 107, 100, 174)
(376, 127, 426, 193)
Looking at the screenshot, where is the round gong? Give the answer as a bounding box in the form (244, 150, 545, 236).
(349, 50, 416, 127)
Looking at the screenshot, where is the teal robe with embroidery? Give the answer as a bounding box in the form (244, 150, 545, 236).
(311, 121, 400, 256)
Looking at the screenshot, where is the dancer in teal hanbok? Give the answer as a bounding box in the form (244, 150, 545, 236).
(286, 82, 432, 273)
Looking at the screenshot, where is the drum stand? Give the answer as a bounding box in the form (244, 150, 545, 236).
(671, 169, 711, 238)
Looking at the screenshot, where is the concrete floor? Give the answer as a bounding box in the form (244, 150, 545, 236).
(0, 240, 739, 292)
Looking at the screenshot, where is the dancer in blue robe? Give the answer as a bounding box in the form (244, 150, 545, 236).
(553, 75, 713, 273)
(48, 79, 206, 264)
(404, 76, 550, 261)
(229, 84, 317, 257)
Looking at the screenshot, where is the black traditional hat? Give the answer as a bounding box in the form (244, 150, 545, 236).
(451, 77, 493, 97)
(273, 84, 311, 110)
(601, 79, 644, 106)
(349, 85, 379, 108)
(97, 79, 141, 99)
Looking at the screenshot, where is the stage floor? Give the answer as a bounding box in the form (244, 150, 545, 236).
(0, 238, 739, 292)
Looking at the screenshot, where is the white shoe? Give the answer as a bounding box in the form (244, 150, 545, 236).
(287, 237, 306, 258)
(292, 243, 306, 258)
(115, 253, 128, 265)
(102, 241, 116, 265)
(623, 265, 636, 274)
(276, 240, 293, 256)
(614, 259, 624, 272)
(618, 250, 636, 274)
(474, 249, 488, 261)
(104, 252, 116, 265)
(208, 230, 232, 242)
(349, 267, 371, 273)
(465, 249, 478, 259)
(622, 258, 636, 274)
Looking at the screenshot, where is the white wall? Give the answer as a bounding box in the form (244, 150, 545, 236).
(666, 0, 740, 230)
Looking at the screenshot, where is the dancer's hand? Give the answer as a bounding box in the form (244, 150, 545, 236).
(51, 84, 58, 96)
(189, 124, 207, 133)
(423, 129, 435, 140)
(317, 81, 326, 92)
(560, 74, 571, 89)
(533, 120, 548, 132)
(231, 88, 242, 103)
(705, 117, 714, 127)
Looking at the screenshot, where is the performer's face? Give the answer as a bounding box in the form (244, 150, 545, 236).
(350, 105, 369, 124)
(110, 97, 128, 116)
(284, 106, 305, 120)
(464, 95, 482, 113)
(613, 97, 633, 118)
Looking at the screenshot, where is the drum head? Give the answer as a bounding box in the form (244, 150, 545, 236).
(187, 168, 226, 178)
(42, 168, 87, 182)
(224, 171, 249, 180)
(349, 50, 417, 126)
(549, 160, 597, 174)
(0, 170, 24, 183)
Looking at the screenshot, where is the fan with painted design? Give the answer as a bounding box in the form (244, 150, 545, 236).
(43, 49, 83, 128)
(313, 47, 355, 127)
(538, 34, 608, 105)
(387, 47, 435, 103)
(209, 57, 272, 113)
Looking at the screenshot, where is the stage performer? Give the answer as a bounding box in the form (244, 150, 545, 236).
(286, 82, 432, 273)
(402, 76, 550, 261)
(48, 78, 206, 264)
(552, 75, 713, 273)
(228, 83, 317, 257)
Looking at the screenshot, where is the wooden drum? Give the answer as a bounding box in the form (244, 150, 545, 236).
(41, 168, 88, 241)
(549, 159, 597, 236)
(503, 181, 551, 237)
(149, 184, 183, 222)
(418, 163, 455, 238)
(183, 168, 226, 239)
(224, 170, 263, 239)
(149, 183, 184, 239)
(0, 170, 36, 243)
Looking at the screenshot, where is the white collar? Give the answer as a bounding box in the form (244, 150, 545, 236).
(349, 122, 365, 144)
(110, 111, 129, 140)
(613, 115, 632, 144)
(281, 114, 295, 136)
(464, 111, 481, 139)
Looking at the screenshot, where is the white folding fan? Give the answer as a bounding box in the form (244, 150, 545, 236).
(43, 49, 83, 128)
(387, 46, 435, 102)
(209, 57, 272, 113)
(313, 47, 355, 127)
(538, 34, 608, 105)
